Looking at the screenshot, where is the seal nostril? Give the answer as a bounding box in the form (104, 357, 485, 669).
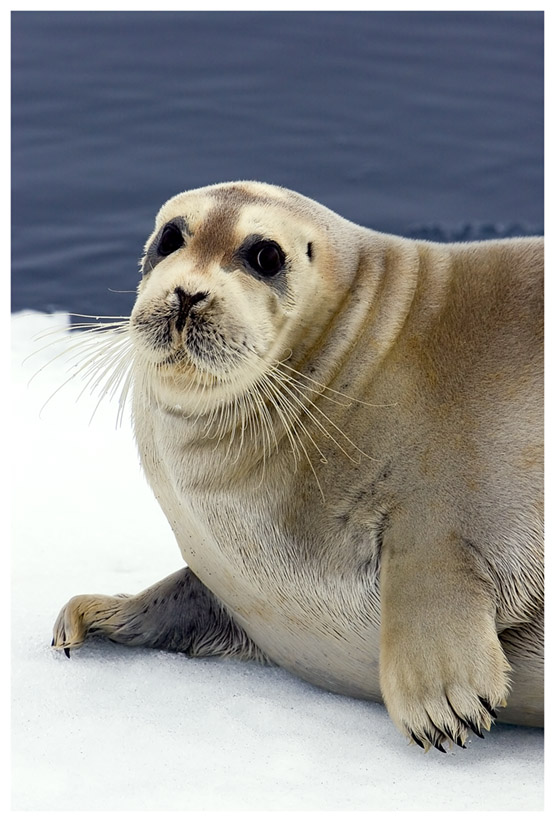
(174, 287, 208, 333)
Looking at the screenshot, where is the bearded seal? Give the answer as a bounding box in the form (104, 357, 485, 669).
(52, 181, 543, 752)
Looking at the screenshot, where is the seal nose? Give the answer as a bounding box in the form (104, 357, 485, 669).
(174, 286, 208, 333)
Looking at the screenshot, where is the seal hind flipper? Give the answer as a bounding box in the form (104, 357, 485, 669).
(52, 567, 268, 663)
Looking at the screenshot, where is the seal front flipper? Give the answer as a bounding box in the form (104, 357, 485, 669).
(378, 525, 511, 751)
(52, 567, 268, 662)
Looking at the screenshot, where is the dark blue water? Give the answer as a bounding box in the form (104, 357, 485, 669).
(12, 11, 543, 316)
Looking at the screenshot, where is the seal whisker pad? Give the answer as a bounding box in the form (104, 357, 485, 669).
(52, 181, 544, 750)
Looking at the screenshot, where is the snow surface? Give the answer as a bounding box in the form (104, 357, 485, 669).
(11, 311, 544, 812)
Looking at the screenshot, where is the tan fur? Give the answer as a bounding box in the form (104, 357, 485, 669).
(53, 182, 543, 751)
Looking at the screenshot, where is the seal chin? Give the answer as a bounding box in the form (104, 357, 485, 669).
(159, 349, 191, 368)
(130, 317, 267, 415)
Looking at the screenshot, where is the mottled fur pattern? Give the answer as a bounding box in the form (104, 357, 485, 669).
(53, 181, 543, 751)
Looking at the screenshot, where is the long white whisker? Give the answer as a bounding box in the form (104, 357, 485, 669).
(116, 367, 135, 428)
(262, 371, 326, 501)
(255, 372, 301, 470)
(34, 316, 134, 422)
(272, 365, 378, 463)
(277, 359, 396, 409)
(249, 378, 278, 463)
(88, 351, 134, 425)
(67, 313, 132, 320)
(74, 341, 132, 401)
(267, 372, 329, 465)
(26, 322, 129, 385)
(273, 368, 352, 408)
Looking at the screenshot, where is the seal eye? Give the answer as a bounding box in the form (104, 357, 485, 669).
(158, 223, 184, 257)
(247, 241, 285, 277)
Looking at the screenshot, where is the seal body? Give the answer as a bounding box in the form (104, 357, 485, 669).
(53, 182, 543, 751)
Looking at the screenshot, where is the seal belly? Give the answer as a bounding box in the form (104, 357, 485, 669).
(168, 490, 383, 701)
(227, 579, 382, 700)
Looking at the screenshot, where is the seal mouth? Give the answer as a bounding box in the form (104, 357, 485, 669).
(160, 349, 189, 366)
(130, 290, 256, 380)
